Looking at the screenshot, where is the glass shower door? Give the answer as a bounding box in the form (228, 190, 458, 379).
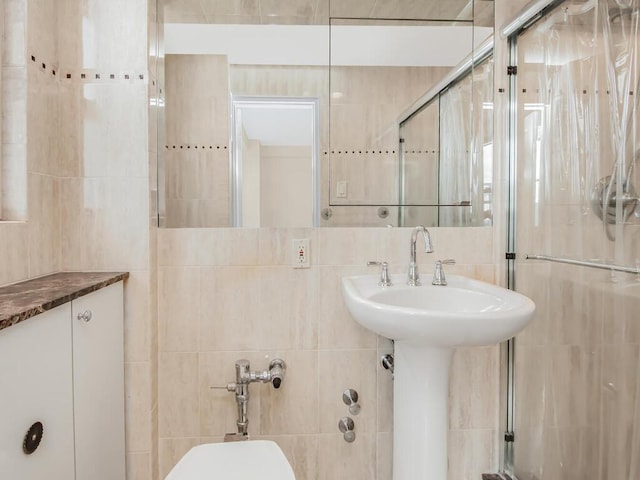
(508, 1, 640, 479)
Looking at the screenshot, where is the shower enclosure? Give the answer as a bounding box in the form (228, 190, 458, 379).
(503, 0, 640, 478)
(398, 48, 494, 227)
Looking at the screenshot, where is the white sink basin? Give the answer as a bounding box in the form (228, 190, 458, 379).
(341, 273, 535, 347)
(342, 272, 535, 480)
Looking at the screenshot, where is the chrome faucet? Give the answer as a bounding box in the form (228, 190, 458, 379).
(408, 226, 434, 286)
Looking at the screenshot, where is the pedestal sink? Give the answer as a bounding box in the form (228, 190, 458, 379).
(341, 273, 535, 480)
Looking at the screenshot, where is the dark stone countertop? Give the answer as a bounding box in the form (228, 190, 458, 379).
(0, 272, 129, 331)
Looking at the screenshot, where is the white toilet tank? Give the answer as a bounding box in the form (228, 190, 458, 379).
(165, 440, 296, 480)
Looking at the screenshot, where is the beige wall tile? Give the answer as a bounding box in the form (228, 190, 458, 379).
(204, 229, 260, 266)
(260, 435, 319, 480)
(0, 222, 29, 286)
(126, 453, 151, 480)
(158, 267, 201, 352)
(27, 75, 60, 178)
(448, 429, 498, 480)
(158, 437, 200, 480)
(124, 271, 151, 362)
(158, 228, 209, 267)
(316, 228, 378, 266)
(541, 427, 599, 479)
(165, 54, 229, 145)
(317, 433, 376, 480)
(151, 404, 159, 480)
(317, 266, 376, 349)
(57, 0, 147, 71)
(260, 350, 319, 435)
(76, 84, 148, 179)
(318, 350, 377, 434)
(159, 353, 200, 437)
(1, 145, 28, 220)
(449, 346, 499, 430)
(60, 177, 150, 271)
(514, 345, 547, 431)
(125, 362, 152, 453)
(377, 431, 393, 480)
(258, 267, 318, 350)
(27, 173, 60, 278)
(513, 426, 545, 480)
(199, 266, 262, 351)
(544, 346, 600, 429)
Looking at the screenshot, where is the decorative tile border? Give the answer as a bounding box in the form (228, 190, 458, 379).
(165, 145, 228, 150)
(323, 149, 438, 155)
(28, 53, 149, 85)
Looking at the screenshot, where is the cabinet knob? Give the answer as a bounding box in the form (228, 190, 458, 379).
(77, 310, 92, 322)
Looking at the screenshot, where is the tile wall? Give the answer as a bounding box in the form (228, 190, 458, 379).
(157, 226, 499, 480)
(0, 0, 157, 479)
(163, 54, 230, 227)
(55, 0, 157, 477)
(0, 0, 59, 285)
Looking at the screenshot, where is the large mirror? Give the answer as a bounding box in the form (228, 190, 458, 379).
(158, 0, 494, 228)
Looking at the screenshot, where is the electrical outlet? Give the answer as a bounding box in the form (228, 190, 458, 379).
(292, 238, 310, 268)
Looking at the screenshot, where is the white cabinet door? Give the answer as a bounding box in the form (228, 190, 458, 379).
(0, 305, 75, 480)
(71, 282, 125, 480)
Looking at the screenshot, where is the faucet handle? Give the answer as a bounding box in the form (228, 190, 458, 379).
(432, 259, 455, 286)
(368, 261, 393, 287)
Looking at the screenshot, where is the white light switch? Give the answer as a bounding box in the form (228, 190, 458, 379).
(337, 181, 348, 198)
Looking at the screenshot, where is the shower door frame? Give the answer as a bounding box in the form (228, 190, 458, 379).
(499, 0, 568, 475)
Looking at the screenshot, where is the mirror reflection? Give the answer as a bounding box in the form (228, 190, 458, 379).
(231, 98, 320, 228)
(397, 51, 494, 227)
(158, 0, 494, 228)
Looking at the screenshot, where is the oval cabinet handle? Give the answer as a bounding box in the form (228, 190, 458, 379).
(77, 310, 93, 322)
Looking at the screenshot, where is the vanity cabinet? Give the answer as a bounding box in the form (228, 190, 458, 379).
(0, 304, 76, 479)
(0, 278, 125, 480)
(72, 282, 125, 480)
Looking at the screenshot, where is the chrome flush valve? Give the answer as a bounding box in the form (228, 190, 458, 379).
(268, 358, 286, 389)
(213, 358, 287, 438)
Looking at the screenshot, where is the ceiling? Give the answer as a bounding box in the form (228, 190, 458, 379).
(163, 0, 495, 26)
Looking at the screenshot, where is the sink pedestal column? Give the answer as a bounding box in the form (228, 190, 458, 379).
(393, 342, 453, 480)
